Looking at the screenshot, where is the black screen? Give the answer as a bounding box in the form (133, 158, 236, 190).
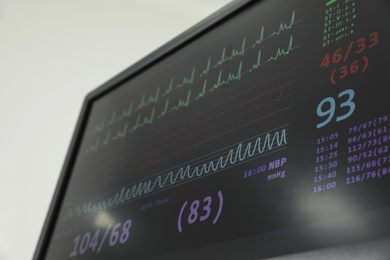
(39, 0, 390, 259)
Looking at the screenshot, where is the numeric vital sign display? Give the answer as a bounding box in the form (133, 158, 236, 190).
(39, 0, 390, 259)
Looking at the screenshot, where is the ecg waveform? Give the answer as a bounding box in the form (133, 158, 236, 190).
(64, 126, 288, 220)
(86, 10, 301, 140)
(85, 34, 299, 153)
(72, 75, 294, 187)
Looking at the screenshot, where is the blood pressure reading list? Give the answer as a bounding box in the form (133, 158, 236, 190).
(43, 0, 390, 259)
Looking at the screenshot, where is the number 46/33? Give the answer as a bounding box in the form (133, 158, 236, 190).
(316, 89, 355, 129)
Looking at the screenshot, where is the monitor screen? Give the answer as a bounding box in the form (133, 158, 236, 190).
(34, 0, 390, 259)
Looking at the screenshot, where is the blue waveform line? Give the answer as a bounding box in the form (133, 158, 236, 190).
(62, 126, 288, 220)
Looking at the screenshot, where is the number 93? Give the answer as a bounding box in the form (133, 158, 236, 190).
(316, 89, 355, 129)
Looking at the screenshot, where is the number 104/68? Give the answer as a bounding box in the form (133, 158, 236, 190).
(70, 219, 132, 257)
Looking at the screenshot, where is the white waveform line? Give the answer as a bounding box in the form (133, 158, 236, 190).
(62, 128, 288, 220)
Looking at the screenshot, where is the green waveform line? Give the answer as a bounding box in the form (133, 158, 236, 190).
(89, 103, 130, 134)
(269, 10, 300, 37)
(132, 108, 156, 131)
(267, 35, 299, 62)
(87, 10, 300, 138)
(129, 90, 192, 133)
(85, 34, 298, 154)
(195, 80, 208, 100)
(211, 62, 243, 91)
(163, 68, 196, 97)
(200, 58, 212, 77)
(98, 121, 130, 149)
(159, 99, 170, 117)
(136, 87, 160, 111)
(85, 12, 300, 150)
(248, 50, 262, 73)
(135, 36, 296, 134)
(251, 25, 265, 48)
(89, 68, 194, 136)
(87, 137, 100, 153)
(214, 38, 246, 69)
(179, 67, 196, 88)
(172, 89, 192, 111)
(163, 78, 175, 97)
(326, 0, 338, 6)
(212, 10, 299, 71)
(113, 122, 128, 140)
(117, 103, 134, 120)
(107, 110, 117, 126)
(89, 11, 298, 135)
(90, 118, 105, 134)
(101, 130, 111, 147)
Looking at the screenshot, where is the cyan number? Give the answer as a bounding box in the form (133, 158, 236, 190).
(317, 89, 355, 128)
(336, 89, 355, 122)
(317, 97, 336, 128)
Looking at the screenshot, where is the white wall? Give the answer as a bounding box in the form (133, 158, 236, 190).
(0, 1, 231, 259)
